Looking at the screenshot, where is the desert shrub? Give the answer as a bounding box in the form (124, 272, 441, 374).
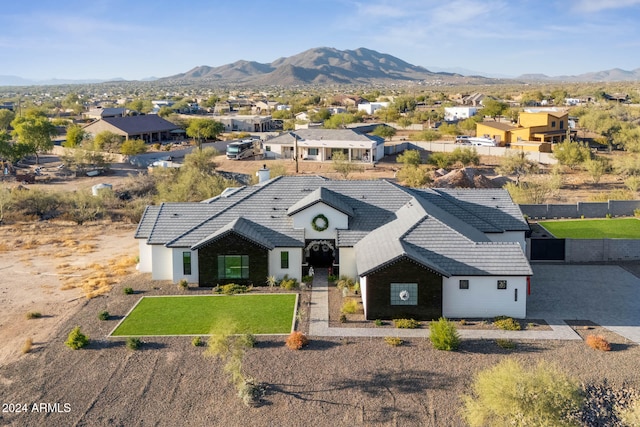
(493, 316, 521, 331)
(266, 275, 277, 288)
(496, 339, 517, 349)
(301, 275, 313, 283)
(65, 326, 89, 350)
(384, 336, 403, 347)
(394, 318, 420, 329)
(336, 275, 356, 292)
(213, 283, 249, 294)
(279, 275, 299, 290)
(178, 279, 188, 290)
(635, 208, 640, 218)
(429, 317, 460, 351)
(285, 331, 308, 350)
(374, 319, 385, 327)
(341, 299, 358, 314)
(123, 287, 134, 295)
(339, 314, 347, 323)
(617, 397, 640, 426)
(22, 338, 33, 354)
(97, 310, 110, 321)
(459, 319, 467, 326)
(237, 379, 264, 407)
(192, 336, 204, 347)
(327, 274, 338, 283)
(126, 337, 142, 350)
(585, 334, 611, 351)
(450, 146, 480, 166)
(238, 334, 256, 348)
(26, 311, 42, 319)
(461, 359, 583, 427)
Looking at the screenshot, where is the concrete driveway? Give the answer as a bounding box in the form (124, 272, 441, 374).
(528, 264, 640, 343)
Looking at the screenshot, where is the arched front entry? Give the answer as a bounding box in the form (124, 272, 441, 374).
(304, 240, 335, 268)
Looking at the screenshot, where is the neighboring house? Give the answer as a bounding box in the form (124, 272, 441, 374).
(444, 106, 478, 122)
(82, 115, 180, 143)
(357, 102, 390, 115)
(263, 129, 384, 163)
(462, 93, 485, 106)
(136, 175, 532, 319)
(476, 111, 572, 145)
(218, 115, 274, 132)
(84, 107, 126, 120)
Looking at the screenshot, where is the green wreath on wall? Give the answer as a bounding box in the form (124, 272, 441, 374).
(311, 214, 329, 232)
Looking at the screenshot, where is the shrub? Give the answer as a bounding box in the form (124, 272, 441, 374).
(65, 326, 89, 350)
(339, 314, 347, 323)
(384, 336, 403, 347)
(336, 275, 356, 292)
(585, 334, 611, 351)
(279, 275, 299, 290)
(301, 275, 313, 284)
(617, 397, 640, 426)
(192, 336, 203, 347)
(26, 311, 42, 319)
(429, 317, 460, 351)
(22, 338, 33, 354)
(459, 319, 467, 326)
(178, 279, 188, 290)
(213, 283, 250, 294)
(493, 316, 521, 331)
(266, 275, 277, 288)
(97, 310, 110, 321)
(126, 337, 142, 350)
(341, 299, 358, 314)
(238, 334, 256, 348)
(393, 318, 420, 329)
(285, 331, 308, 350)
(461, 359, 583, 427)
(327, 274, 338, 283)
(123, 287, 134, 295)
(496, 339, 516, 350)
(237, 379, 264, 407)
(374, 319, 384, 327)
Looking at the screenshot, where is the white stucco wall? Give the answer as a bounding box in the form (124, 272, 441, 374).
(360, 276, 368, 319)
(374, 143, 385, 162)
(151, 245, 173, 281)
(171, 248, 199, 284)
(291, 203, 348, 239)
(338, 247, 358, 279)
(442, 276, 527, 319)
(486, 231, 527, 252)
(269, 247, 303, 281)
(138, 240, 153, 273)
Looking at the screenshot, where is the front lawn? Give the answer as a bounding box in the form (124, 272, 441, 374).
(110, 294, 297, 336)
(539, 218, 640, 239)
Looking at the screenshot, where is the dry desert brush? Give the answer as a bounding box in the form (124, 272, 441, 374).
(285, 331, 309, 350)
(429, 317, 460, 351)
(585, 334, 611, 351)
(461, 359, 583, 427)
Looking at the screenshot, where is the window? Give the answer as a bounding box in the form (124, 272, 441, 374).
(281, 251, 289, 269)
(560, 121, 564, 129)
(459, 279, 469, 290)
(183, 252, 192, 275)
(551, 121, 556, 128)
(217, 255, 249, 279)
(308, 148, 319, 156)
(265, 145, 271, 152)
(390, 283, 418, 305)
(497, 280, 507, 290)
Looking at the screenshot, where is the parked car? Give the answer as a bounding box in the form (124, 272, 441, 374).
(455, 135, 471, 144)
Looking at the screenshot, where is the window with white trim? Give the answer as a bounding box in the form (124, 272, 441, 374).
(390, 283, 418, 305)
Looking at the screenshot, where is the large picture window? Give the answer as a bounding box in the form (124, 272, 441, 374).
(390, 283, 418, 306)
(217, 255, 249, 279)
(183, 252, 192, 275)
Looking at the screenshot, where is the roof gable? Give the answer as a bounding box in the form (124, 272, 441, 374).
(287, 186, 354, 217)
(191, 217, 277, 250)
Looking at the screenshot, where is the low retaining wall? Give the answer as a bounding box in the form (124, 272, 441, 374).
(565, 238, 640, 262)
(521, 200, 640, 219)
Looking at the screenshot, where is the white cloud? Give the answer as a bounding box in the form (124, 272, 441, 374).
(573, 0, 640, 12)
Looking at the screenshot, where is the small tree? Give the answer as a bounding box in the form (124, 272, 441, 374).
(461, 359, 583, 427)
(63, 124, 86, 148)
(331, 151, 363, 179)
(186, 118, 224, 150)
(583, 157, 608, 184)
(11, 109, 57, 164)
(397, 165, 430, 188)
(429, 317, 460, 351)
(396, 149, 422, 167)
(372, 125, 396, 141)
(93, 130, 124, 152)
(120, 139, 147, 155)
(497, 151, 539, 185)
(552, 139, 591, 170)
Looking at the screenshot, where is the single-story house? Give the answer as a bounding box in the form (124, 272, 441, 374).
(357, 102, 390, 115)
(83, 107, 126, 120)
(136, 174, 532, 319)
(218, 115, 274, 133)
(444, 106, 478, 122)
(82, 115, 181, 143)
(263, 129, 385, 163)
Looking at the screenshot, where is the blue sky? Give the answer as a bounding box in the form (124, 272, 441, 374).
(2, 0, 640, 80)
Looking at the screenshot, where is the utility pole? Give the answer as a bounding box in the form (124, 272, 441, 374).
(294, 133, 299, 174)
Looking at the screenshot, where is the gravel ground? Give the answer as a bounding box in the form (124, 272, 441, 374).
(1, 272, 639, 426)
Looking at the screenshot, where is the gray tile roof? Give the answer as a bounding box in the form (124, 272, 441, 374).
(101, 115, 179, 135)
(266, 129, 383, 145)
(139, 176, 532, 277)
(287, 187, 355, 217)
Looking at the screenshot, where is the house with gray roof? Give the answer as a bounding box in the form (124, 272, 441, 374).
(263, 129, 385, 163)
(82, 115, 180, 143)
(136, 173, 532, 319)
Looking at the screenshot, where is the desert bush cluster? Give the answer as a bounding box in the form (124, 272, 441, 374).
(285, 331, 308, 350)
(429, 317, 460, 351)
(393, 318, 420, 329)
(493, 316, 521, 331)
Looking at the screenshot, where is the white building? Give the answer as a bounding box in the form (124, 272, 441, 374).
(444, 106, 478, 122)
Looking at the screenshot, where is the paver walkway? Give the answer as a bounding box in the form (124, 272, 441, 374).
(308, 269, 582, 340)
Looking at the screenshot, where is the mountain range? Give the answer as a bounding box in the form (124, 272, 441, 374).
(1, 47, 639, 86)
